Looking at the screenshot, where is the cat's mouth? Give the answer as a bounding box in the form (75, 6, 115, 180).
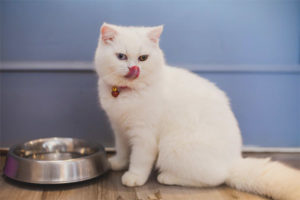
(124, 66, 140, 79)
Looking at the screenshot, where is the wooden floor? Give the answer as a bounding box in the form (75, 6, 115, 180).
(0, 152, 299, 200)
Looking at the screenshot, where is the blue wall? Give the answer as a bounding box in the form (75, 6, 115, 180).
(1, 71, 299, 148)
(1, 0, 300, 147)
(201, 72, 300, 147)
(1, 0, 299, 64)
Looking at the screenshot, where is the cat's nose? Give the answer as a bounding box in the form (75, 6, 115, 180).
(125, 66, 140, 79)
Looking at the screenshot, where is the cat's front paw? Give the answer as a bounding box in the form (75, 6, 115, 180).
(121, 171, 147, 187)
(108, 156, 128, 171)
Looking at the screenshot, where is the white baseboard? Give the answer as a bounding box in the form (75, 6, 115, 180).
(107, 146, 300, 153)
(0, 61, 94, 71)
(1, 146, 300, 153)
(1, 61, 300, 73)
(242, 146, 300, 153)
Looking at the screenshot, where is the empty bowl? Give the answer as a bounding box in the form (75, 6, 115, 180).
(3, 137, 110, 184)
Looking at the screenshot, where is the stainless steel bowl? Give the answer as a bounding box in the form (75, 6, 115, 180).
(3, 137, 110, 184)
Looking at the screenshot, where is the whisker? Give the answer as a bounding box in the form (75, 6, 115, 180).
(98, 67, 129, 84)
(140, 67, 152, 74)
(100, 70, 119, 80)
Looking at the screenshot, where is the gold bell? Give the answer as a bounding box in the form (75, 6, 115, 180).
(111, 86, 120, 97)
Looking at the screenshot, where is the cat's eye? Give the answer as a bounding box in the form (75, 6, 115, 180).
(138, 55, 148, 61)
(116, 53, 127, 60)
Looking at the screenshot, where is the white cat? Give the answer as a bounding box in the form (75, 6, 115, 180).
(94, 23, 300, 200)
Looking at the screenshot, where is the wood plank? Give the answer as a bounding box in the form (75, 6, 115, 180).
(41, 178, 100, 200)
(100, 171, 138, 200)
(134, 170, 270, 200)
(0, 178, 44, 200)
(0, 152, 299, 200)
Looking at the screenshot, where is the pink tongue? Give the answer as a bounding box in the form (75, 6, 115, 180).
(125, 66, 140, 79)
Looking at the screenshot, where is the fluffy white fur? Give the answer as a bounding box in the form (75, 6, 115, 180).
(94, 23, 300, 200)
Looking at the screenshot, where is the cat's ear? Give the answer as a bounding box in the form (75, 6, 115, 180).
(100, 23, 118, 44)
(148, 25, 163, 44)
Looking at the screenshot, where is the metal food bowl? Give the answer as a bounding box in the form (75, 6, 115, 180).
(3, 137, 110, 184)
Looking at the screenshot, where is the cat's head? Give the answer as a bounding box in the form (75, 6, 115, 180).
(94, 23, 165, 88)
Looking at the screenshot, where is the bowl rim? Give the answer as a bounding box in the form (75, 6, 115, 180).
(7, 137, 106, 163)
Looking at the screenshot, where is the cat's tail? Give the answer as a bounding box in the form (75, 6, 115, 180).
(225, 157, 300, 200)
